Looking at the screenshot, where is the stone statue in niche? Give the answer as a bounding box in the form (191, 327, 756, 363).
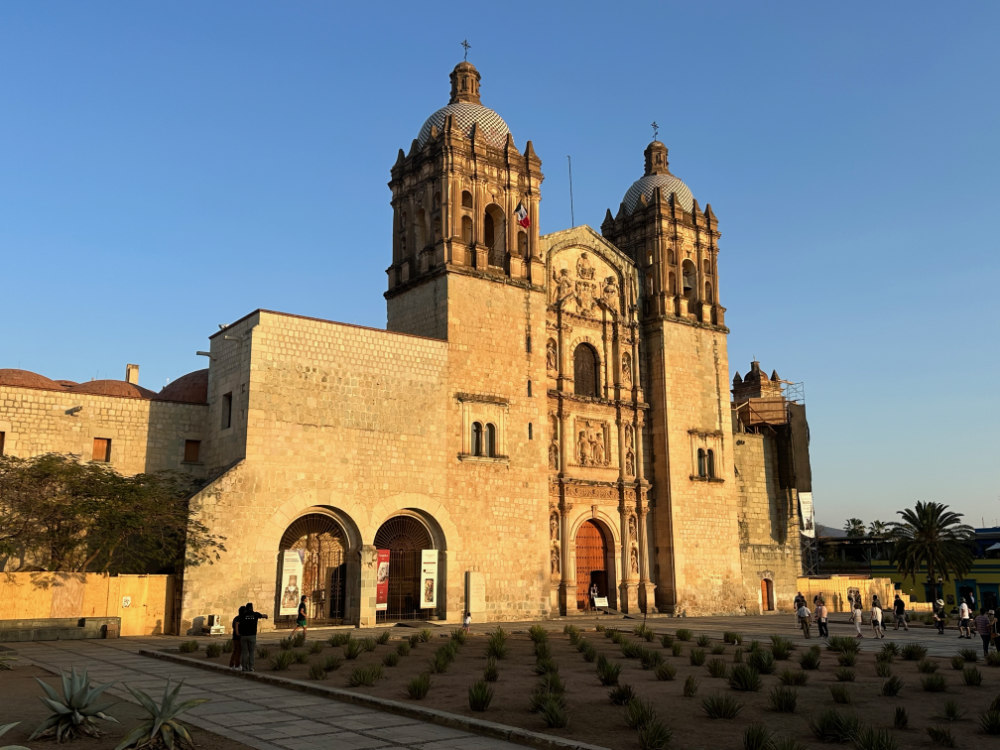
(546, 339, 558, 372)
(602, 276, 618, 308)
(549, 440, 559, 470)
(552, 267, 573, 303)
(622, 353, 632, 388)
(628, 514, 637, 543)
(591, 434, 605, 465)
(550, 512, 560, 541)
(630, 546, 639, 575)
(625, 450, 635, 476)
(625, 424, 634, 450)
(577, 431, 593, 466)
(551, 546, 560, 575)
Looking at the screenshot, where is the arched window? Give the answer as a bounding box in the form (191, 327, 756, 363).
(485, 423, 496, 457)
(573, 344, 600, 398)
(697, 448, 707, 478)
(461, 216, 473, 244)
(462, 190, 473, 208)
(471, 422, 483, 456)
(706, 449, 715, 478)
(682, 260, 697, 300)
(484, 204, 506, 267)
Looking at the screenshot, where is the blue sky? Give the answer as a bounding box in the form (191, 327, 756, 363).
(2, 2, 998, 528)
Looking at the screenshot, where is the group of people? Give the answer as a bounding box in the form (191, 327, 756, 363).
(794, 592, 829, 638)
(951, 597, 998, 657)
(227, 596, 308, 672)
(793, 592, 914, 640)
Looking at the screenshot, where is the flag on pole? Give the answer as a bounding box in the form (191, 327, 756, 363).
(515, 201, 530, 228)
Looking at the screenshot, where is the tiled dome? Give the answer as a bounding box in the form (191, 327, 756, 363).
(69, 380, 157, 399)
(418, 102, 512, 149)
(0, 369, 63, 390)
(623, 140, 695, 214)
(157, 369, 209, 404)
(624, 173, 695, 213)
(417, 61, 512, 150)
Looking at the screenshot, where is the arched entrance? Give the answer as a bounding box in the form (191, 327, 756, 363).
(374, 515, 433, 622)
(761, 579, 774, 611)
(278, 514, 347, 624)
(575, 520, 613, 610)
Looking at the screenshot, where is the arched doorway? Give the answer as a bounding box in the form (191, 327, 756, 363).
(761, 579, 774, 611)
(279, 514, 347, 624)
(576, 520, 613, 610)
(374, 515, 433, 622)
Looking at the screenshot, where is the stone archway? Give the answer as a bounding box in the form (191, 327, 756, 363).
(278, 513, 348, 624)
(374, 515, 433, 622)
(575, 519, 615, 610)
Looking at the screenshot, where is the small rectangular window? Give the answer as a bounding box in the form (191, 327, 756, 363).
(184, 440, 201, 463)
(92, 438, 111, 462)
(222, 392, 232, 429)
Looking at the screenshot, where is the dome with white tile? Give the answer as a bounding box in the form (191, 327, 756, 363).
(417, 61, 513, 150)
(623, 140, 695, 213)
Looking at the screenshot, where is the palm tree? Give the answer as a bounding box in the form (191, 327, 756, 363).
(889, 501, 974, 601)
(868, 520, 889, 537)
(843, 518, 866, 538)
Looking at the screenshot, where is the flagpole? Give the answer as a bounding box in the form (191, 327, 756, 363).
(567, 155, 575, 228)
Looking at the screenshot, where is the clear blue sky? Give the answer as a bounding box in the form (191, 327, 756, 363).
(2, 2, 997, 528)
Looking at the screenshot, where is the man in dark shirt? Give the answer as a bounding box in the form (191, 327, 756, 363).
(892, 595, 909, 631)
(239, 602, 268, 672)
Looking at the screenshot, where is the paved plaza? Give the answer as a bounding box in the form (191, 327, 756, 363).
(11, 614, 980, 750)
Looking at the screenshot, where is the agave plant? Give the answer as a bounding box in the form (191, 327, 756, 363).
(29, 668, 119, 742)
(0, 722, 31, 750)
(115, 679, 208, 750)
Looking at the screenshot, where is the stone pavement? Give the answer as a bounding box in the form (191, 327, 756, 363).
(13, 637, 539, 750)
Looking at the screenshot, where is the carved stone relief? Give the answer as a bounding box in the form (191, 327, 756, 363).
(625, 450, 635, 477)
(622, 354, 633, 388)
(546, 338, 558, 373)
(575, 420, 609, 467)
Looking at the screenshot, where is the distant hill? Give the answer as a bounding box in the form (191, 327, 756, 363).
(816, 524, 847, 538)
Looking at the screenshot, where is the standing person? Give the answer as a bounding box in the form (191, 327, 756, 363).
(291, 595, 308, 641)
(933, 599, 946, 634)
(229, 605, 245, 670)
(816, 599, 829, 638)
(852, 600, 865, 638)
(463, 611, 471, 633)
(239, 601, 268, 672)
(589, 581, 599, 612)
(958, 598, 971, 638)
(973, 607, 992, 658)
(794, 592, 806, 610)
(796, 601, 812, 638)
(892, 595, 909, 631)
(871, 601, 885, 639)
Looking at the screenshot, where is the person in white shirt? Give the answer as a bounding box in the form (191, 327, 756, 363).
(959, 599, 971, 638)
(870, 603, 885, 638)
(852, 602, 864, 638)
(796, 603, 812, 638)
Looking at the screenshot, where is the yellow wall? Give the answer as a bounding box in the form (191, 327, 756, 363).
(0, 573, 175, 635)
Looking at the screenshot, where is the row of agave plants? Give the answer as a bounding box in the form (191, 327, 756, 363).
(0, 666, 203, 750)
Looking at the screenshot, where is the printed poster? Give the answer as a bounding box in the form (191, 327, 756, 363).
(375, 549, 391, 611)
(420, 549, 438, 609)
(798, 492, 816, 538)
(279, 550, 304, 615)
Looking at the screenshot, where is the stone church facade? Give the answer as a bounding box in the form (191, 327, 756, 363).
(0, 61, 807, 632)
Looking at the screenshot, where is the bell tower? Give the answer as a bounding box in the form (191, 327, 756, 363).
(602, 141, 744, 615)
(386, 61, 544, 340)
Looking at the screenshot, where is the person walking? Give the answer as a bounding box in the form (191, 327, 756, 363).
(933, 599, 946, 634)
(816, 599, 829, 638)
(851, 600, 864, 638)
(974, 607, 993, 658)
(959, 599, 971, 638)
(239, 601, 268, 672)
(291, 595, 307, 641)
(892, 595, 909, 631)
(229, 605, 245, 670)
(871, 601, 885, 638)
(796, 601, 812, 638)
(463, 611, 471, 633)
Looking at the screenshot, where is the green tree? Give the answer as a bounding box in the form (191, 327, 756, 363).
(0, 453, 225, 573)
(888, 501, 974, 600)
(867, 520, 889, 537)
(843, 518, 867, 538)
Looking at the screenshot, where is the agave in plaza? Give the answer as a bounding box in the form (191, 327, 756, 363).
(115, 679, 208, 750)
(1, 722, 32, 750)
(29, 668, 119, 741)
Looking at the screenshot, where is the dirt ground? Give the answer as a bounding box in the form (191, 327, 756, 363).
(181, 626, 1000, 749)
(0, 663, 250, 750)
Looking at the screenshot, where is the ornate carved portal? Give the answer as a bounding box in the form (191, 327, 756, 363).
(575, 420, 609, 467)
(575, 520, 612, 610)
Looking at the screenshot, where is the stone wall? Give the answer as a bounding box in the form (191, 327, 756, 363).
(0, 384, 206, 476)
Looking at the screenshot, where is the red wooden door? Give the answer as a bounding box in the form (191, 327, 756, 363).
(576, 520, 608, 609)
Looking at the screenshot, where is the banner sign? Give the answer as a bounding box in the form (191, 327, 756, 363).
(375, 549, 391, 611)
(420, 549, 438, 609)
(279, 550, 304, 615)
(798, 492, 816, 539)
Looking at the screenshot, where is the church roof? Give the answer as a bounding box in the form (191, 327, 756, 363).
(157, 368, 209, 404)
(622, 140, 695, 213)
(0, 369, 65, 390)
(416, 62, 512, 150)
(69, 380, 158, 399)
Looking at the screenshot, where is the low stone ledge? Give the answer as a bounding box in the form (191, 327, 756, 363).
(0, 617, 120, 642)
(140, 649, 610, 750)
